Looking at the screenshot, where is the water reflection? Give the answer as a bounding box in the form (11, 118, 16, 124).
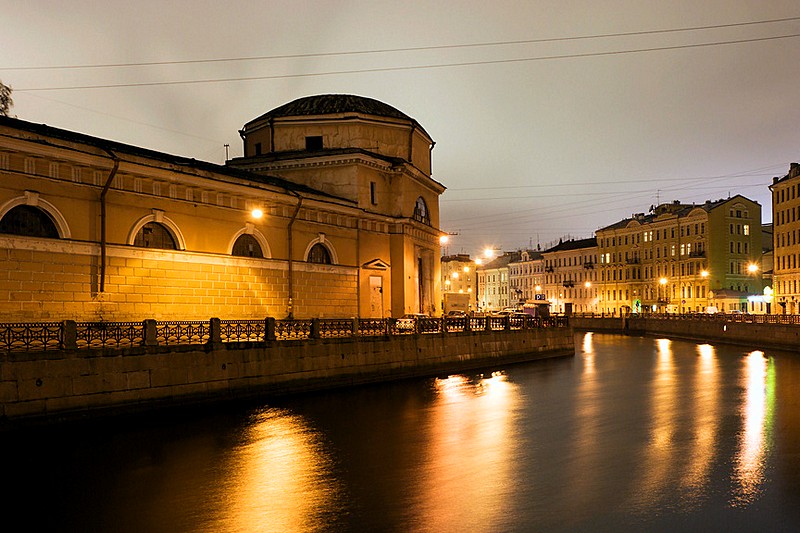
(212, 408, 342, 533)
(682, 344, 719, 502)
(731, 351, 775, 507)
(633, 338, 678, 510)
(582, 332, 595, 375)
(409, 372, 519, 532)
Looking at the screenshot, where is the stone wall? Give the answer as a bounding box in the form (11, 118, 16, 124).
(0, 236, 358, 322)
(0, 327, 574, 425)
(571, 316, 800, 351)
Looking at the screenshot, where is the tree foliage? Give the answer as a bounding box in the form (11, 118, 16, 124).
(0, 81, 13, 117)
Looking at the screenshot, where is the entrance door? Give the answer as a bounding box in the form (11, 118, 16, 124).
(369, 276, 384, 317)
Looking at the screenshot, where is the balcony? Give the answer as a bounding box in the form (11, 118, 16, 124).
(625, 257, 641, 264)
(583, 262, 594, 269)
(689, 250, 706, 258)
(545, 266, 554, 273)
(562, 280, 575, 288)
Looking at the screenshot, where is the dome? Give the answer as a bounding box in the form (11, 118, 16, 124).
(245, 94, 428, 136)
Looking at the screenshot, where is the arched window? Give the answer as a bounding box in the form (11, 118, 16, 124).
(307, 242, 332, 264)
(413, 196, 430, 225)
(0, 205, 60, 238)
(232, 234, 263, 258)
(133, 222, 177, 250)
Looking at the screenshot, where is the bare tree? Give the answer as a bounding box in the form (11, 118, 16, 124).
(0, 81, 13, 117)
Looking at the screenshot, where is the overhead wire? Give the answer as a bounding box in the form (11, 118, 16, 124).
(12, 31, 800, 92)
(4, 15, 799, 72)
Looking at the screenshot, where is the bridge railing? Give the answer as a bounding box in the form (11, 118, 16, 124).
(0, 315, 569, 354)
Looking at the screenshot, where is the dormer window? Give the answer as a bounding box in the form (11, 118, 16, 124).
(305, 136, 323, 151)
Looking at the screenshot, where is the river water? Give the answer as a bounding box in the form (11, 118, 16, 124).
(5, 332, 800, 532)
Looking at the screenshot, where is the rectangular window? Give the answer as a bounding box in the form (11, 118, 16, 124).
(743, 224, 750, 236)
(305, 136, 323, 151)
(370, 182, 377, 205)
(254, 142, 262, 155)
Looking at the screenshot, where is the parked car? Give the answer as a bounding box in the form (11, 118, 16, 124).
(396, 313, 428, 332)
(446, 310, 467, 317)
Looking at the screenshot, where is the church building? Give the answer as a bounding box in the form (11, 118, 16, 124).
(0, 94, 445, 322)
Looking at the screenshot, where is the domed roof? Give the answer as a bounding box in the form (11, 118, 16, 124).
(268, 94, 411, 118)
(246, 94, 428, 137)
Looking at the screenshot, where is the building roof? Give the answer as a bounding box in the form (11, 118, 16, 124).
(245, 94, 432, 139)
(543, 237, 597, 253)
(598, 195, 761, 232)
(770, 162, 800, 187)
(0, 115, 348, 203)
(478, 251, 521, 270)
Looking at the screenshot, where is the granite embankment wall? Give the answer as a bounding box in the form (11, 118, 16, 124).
(572, 316, 800, 351)
(1, 326, 574, 427)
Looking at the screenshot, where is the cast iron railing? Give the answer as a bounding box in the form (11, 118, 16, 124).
(0, 314, 570, 354)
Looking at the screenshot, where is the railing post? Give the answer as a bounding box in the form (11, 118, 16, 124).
(442, 316, 448, 334)
(504, 316, 511, 331)
(352, 317, 359, 337)
(387, 318, 394, 336)
(61, 320, 77, 350)
(209, 317, 221, 344)
(311, 318, 321, 339)
(143, 319, 158, 346)
(465, 316, 472, 332)
(265, 317, 276, 341)
(484, 316, 491, 332)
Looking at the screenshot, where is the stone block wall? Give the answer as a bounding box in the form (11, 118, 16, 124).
(0, 237, 358, 322)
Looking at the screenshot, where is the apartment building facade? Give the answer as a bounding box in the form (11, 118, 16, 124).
(596, 196, 763, 315)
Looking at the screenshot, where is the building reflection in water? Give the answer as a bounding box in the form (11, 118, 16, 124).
(213, 407, 342, 533)
(682, 343, 719, 502)
(409, 372, 519, 531)
(731, 351, 776, 507)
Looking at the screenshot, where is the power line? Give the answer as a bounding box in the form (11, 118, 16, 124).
(4, 15, 799, 72)
(14, 31, 800, 92)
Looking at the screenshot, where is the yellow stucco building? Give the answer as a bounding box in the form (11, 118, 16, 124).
(0, 94, 444, 322)
(596, 196, 762, 315)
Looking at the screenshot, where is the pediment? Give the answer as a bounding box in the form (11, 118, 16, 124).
(362, 258, 390, 270)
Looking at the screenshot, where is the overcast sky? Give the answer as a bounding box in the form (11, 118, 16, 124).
(2, 1, 799, 256)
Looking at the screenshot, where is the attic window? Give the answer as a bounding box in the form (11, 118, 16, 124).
(305, 136, 323, 151)
(254, 142, 262, 156)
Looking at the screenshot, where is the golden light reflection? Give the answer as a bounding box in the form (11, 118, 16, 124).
(682, 344, 719, 499)
(731, 351, 775, 507)
(214, 408, 341, 532)
(582, 332, 595, 375)
(412, 373, 519, 531)
(566, 331, 600, 509)
(632, 338, 676, 510)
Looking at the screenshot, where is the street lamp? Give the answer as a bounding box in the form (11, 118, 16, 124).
(659, 277, 668, 313)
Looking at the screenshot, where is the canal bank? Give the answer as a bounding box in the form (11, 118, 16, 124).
(1, 318, 574, 428)
(572, 315, 800, 351)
